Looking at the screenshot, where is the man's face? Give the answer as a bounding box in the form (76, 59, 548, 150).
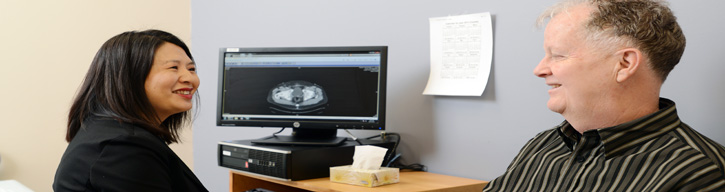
(534, 5, 618, 116)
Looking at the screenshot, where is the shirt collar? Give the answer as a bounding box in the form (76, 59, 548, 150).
(556, 98, 681, 159)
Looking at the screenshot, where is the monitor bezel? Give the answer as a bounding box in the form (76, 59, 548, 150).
(216, 46, 388, 131)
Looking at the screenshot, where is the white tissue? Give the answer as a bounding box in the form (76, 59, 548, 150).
(351, 145, 388, 170)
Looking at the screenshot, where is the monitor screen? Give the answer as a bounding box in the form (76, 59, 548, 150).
(216, 46, 387, 145)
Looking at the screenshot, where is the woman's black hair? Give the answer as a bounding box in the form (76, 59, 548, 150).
(67, 29, 194, 144)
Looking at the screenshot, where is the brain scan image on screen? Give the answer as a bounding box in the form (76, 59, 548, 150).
(267, 80, 328, 114)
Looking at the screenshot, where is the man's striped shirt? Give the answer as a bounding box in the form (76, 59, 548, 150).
(483, 98, 725, 191)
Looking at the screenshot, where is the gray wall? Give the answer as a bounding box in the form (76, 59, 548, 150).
(190, 1, 725, 191)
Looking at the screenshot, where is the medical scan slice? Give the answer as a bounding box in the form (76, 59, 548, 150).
(267, 80, 328, 114)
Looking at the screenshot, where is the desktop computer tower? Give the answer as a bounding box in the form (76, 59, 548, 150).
(218, 139, 395, 181)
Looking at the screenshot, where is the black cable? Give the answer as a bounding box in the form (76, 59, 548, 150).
(354, 131, 427, 171)
(353, 139, 363, 145)
(364, 134, 382, 140)
(271, 127, 285, 136)
(395, 163, 427, 172)
(344, 129, 364, 145)
(378, 132, 427, 171)
(386, 153, 401, 167)
(383, 133, 401, 166)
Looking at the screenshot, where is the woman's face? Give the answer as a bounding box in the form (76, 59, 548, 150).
(144, 42, 200, 121)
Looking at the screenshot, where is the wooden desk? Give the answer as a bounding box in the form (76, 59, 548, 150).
(230, 170, 488, 192)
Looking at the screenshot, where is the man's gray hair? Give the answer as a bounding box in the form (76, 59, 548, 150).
(538, 0, 686, 81)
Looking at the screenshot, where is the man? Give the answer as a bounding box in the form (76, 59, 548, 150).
(483, 0, 725, 191)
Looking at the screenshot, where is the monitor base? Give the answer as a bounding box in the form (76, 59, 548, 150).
(251, 135, 346, 146)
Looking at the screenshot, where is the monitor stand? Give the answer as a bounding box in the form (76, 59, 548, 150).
(251, 128, 346, 146)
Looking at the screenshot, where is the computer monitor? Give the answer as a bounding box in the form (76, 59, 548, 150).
(217, 46, 387, 146)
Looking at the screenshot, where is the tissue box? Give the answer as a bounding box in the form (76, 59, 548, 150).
(329, 165, 399, 187)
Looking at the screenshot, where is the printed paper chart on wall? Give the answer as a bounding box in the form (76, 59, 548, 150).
(423, 12, 493, 96)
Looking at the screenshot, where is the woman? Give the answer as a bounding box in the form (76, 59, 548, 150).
(53, 30, 208, 192)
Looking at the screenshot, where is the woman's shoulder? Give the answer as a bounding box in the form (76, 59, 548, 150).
(63, 116, 170, 160)
(57, 116, 174, 175)
(55, 117, 184, 191)
(73, 116, 166, 145)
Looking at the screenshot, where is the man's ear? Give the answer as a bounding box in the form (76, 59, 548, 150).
(615, 48, 644, 83)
